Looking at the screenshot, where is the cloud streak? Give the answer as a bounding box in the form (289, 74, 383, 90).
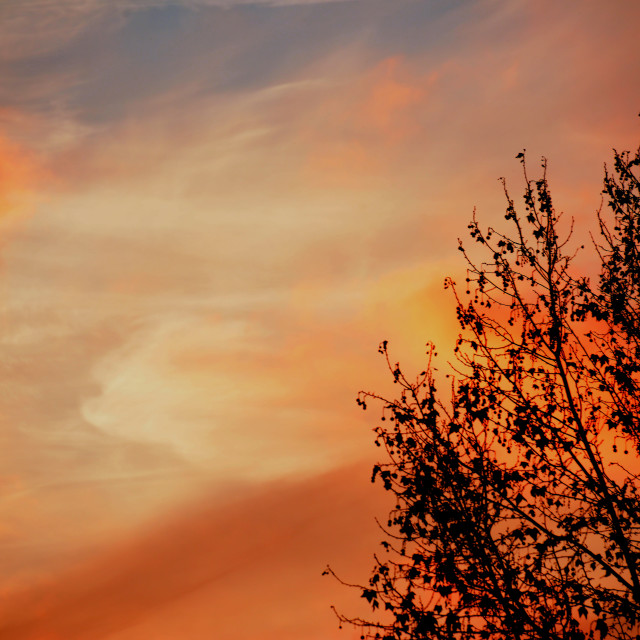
(0, 464, 383, 640)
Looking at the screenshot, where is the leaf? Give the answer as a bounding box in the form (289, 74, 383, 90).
(595, 618, 609, 639)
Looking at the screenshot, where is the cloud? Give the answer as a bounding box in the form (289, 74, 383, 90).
(0, 463, 384, 640)
(80, 313, 339, 479)
(0, 0, 373, 120)
(302, 55, 437, 185)
(0, 131, 45, 226)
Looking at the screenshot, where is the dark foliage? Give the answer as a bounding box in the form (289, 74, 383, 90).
(328, 145, 640, 640)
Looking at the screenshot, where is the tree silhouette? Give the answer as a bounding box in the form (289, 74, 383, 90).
(328, 144, 640, 640)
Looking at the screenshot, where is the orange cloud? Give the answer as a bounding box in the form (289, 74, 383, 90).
(359, 57, 431, 142)
(0, 464, 384, 640)
(304, 56, 437, 186)
(0, 131, 44, 228)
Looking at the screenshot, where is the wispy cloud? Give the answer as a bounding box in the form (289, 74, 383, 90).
(0, 464, 382, 640)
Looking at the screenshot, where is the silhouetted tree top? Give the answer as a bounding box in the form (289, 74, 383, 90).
(328, 141, 640, 640)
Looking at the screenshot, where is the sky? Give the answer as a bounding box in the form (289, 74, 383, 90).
(0, 0, 638, 638)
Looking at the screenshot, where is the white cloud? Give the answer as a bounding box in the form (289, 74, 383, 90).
(81, 314, 337, 481)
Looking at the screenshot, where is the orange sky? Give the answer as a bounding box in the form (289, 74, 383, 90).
(0, 1, 639, 638)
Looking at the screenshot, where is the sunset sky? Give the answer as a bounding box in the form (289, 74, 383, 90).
(0, 1, 639, 638)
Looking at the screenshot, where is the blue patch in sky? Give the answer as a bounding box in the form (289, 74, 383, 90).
(0, 0, 477, 126)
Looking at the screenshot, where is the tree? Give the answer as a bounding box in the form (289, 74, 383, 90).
(329, 144, 640, 640)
